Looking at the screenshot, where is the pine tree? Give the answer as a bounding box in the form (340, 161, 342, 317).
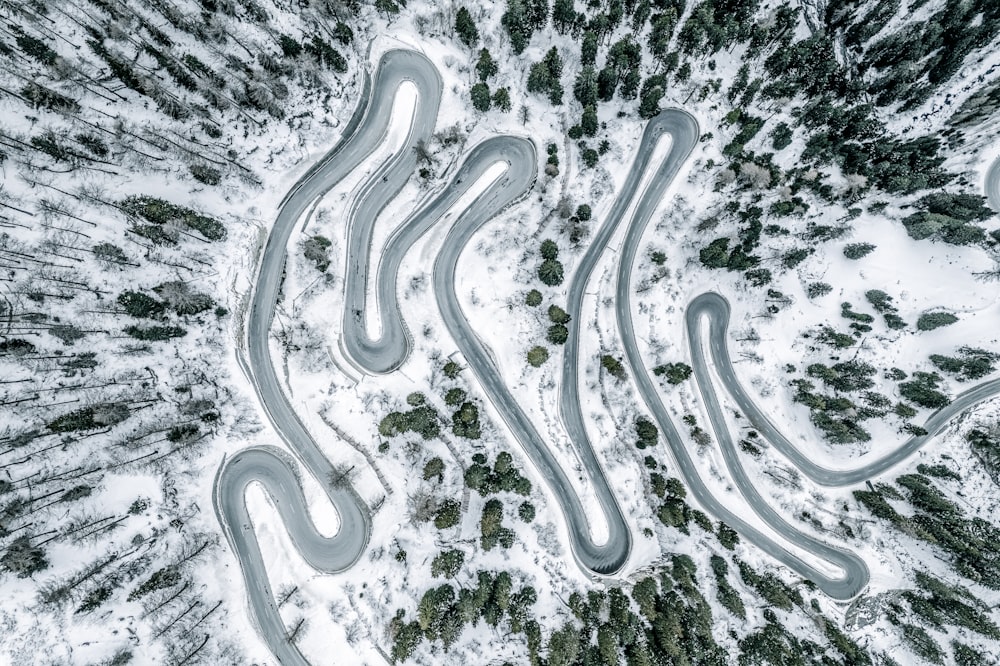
(552, 0, 577, 34)
(471, 82, 492, 112)
(573, 66, 598, 107)
(455, 7, 480, 48)
(581, 105, 598, 136)
(475, 48, 498, 81)
(502, 0, 533, 54)
(492, 87, 512, 112)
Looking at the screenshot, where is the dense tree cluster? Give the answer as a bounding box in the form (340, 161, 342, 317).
(856, 472, 1000, 587)
(464, 451, 532, 497)
(902, 192, 994, 246)
(379, 394, 441, 440)
(391, 570, 537, 660)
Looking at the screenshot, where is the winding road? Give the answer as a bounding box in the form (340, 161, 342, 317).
(605, 114, 868, 599)
(213, 51, 439, 666)
(215, 46, 1000, 662)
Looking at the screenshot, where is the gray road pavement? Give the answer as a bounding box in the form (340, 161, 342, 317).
(687, 292, 1000, 487)
(213, 50, 440, 666)
(215, 47, 1000, 662)
(987, 155, 1000, 213)
(609, 112, 867, 599)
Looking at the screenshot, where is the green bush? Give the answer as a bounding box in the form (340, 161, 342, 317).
(917, 312, 958, 331)
(525, 289, 543, 306)
(782, 247, 812, 268)
(538, 259, 564, 286)
(120, 196, 225, 241)
(127, 566, 181, 601)
(807, 282, 832, 298)
(547, 324, 568, 345)
(470, 82, 492, 112)
(423, 457, 445, 482)
(124, 325, 187, 341)
(480, 498, 506, 550)
(434, 499, 461, 530)
(635, 417, 658, 449)
(117, 291, 165, 318)
(464, 452, 531, 497)
(547, 304, 570, 324)
(899, 372, 950, 409)
(717, 522, 740, 550)
(601, 354, 626, 381)
(653, 362, 692, 384)
(378, 405, 440, 440)
(302, 235, 331, 272)
(451, 402, 482, 439)
(431, 549, 465, 578)
(843, 242, 876, 259)
(527, 346, 549, 367)
(189, 164, 221, 185)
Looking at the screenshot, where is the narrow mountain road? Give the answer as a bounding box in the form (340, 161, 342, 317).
(213, 51, 440, 666)
(215, 43, 1000, 662)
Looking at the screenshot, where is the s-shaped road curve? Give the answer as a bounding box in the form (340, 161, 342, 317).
(609, 112, 868, 600)
(213, 51, 441, 666)
(688, 292, 1000, 487)
(615, 138, 1000, 599)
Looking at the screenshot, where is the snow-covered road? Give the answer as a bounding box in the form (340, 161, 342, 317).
(213, 44, 1000, 661)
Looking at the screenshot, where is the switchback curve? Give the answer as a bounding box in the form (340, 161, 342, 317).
(214, 50, 441, 666)
(611, 111, 868, 599)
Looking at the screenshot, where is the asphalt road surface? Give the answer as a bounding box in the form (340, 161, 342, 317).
(987, 155, 1000, 213)
(214, 45, 1000, 662)
(608, 113, 868, 599)
(213, 50, 440, 666)
(687, 292, 1000, 487)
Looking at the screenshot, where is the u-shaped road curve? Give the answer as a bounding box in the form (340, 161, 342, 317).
(213, 51, 440, 666)
(215, 47, 1000, 662)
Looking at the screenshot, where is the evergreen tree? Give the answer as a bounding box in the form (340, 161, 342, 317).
(471, 82, 492, 112)
(574, 66, 599, 107)
(639, 75, 665, 118)
(552, 0, 577, 34)
(581, 31, 599, 65)
(455, 7, 480, 48)
(476, 48, 498, 81)
(502, 0, 533, 54)
(529, 0, 550, 30)
(493, 87, 513, 112)
(581, 105, 598, 136)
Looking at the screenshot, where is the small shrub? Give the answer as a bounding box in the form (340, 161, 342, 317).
(430, 549, 465, 578)
(843, 242, 876, 260)
(917, 312, 958, 331)
(527, 346, 549, 367)
(123, 325, 187, 341)
(653, 362, 692, 384)
(547, 324, 568, 345)
(189, 164, 221, 185)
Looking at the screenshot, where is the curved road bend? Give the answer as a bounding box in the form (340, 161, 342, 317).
(688, 293, 1000, 487)
(214, 51, 441, 666)
(432, 137, 638, 576)
(613, 110, 868, 599)
(339, 72, 443, 374)
(987, 155, 1000, 213)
